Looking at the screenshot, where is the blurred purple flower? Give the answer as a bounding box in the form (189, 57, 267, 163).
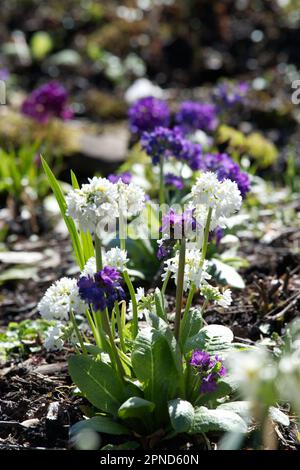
(0, 68, 9, 81)
(21, 81, 73, 124)
(175, 101, 218, 134)
(108, 172, 132, 184)
(199, 152, 250, 197)
(128, 96, 170, 135)
(141, 126, 202, 168)
(165, 173, 184, 190)
(213, 81, 249, 108)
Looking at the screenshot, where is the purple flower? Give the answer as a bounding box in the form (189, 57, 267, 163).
(190, 350, 211, 368)
(141, 126, 202, 168)
(175, 101, 218, 134)
(165, 173, 184, 190)
(108, 172, 132, 184)
(21, 81, 73, 124)
(157, 209, 196, 260)
(213, 81, 249, 108)
(78, 266, 125, 312)
(209, 226, 224, 246)
(190, 350, 227, 395)
(0, 68, 9, 81)
(198, 153, 250, 197)
(128, 96, 170, 135)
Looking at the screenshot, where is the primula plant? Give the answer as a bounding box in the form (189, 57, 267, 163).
(38, 145, 253, 449)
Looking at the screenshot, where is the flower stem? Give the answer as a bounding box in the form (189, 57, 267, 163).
(161, 270, 171, 296)
(159, 155, 165, 206)
(174, 237, 186, 340)
(94, 235, 103, 271)
(70, 309, 87, 355)
(114, 302, 126, 352)
(102, 307, 125, 378)
(123, 269, 138, 338)
(179, 207, 213, 342)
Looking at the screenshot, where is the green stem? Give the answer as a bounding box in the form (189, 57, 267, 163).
(161, 270, 171, 296)
(179, 207, 213, 342)
(114, 302, 126, 353)
(174, 237, 186, 340)
(123, 269, 138, 338)
(85, 307, 100, 347)
(94, 235, 103, 271)
(70, 310, 87, 355)
(102, 308, 125, 378)
(119, 214, 126, 251)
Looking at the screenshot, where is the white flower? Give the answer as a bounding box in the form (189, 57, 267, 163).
(163, 248, 211, 291)
(38, 277, 86, 322)
(44, 325, 64, 351)
(81, 248, 128, 277)
(125, 78, 164, 103)
(191, 129, 212, 149)
(136, 287, 145, 302)
(116, 181, 145, 218)
(191, 172, 242, 230)
(105, 247, 129, 271)
(200, 285, 232, 308)
(227, 349, 275, 399)
(66, 177, 119, 233)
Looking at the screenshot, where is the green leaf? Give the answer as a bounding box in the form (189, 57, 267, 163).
(180, 307, 203, 348)
(154, 289, 167, 321)
(131, 322, 184, 418)
(191, 406, 248, 434)
(42, 157, 85, 269)
(70, 170, 94, 263)
(118, 397, 155, 420)
(185, 324, 234, 355)
(211, 259, 245, 289)
(68, 355, 126, 416)
(70, 416, 129, 439)
(168, 399, 195, 433)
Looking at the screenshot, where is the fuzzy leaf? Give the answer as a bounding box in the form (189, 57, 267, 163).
(168, 399, 195, 433)
(70, 416, 129, 439)
(191, 406, 248, 434)
(68, 355, 126, 416)
(131, 323, 184, 418)
(118, 397, 155, 420)
(185, 324, 234, 355)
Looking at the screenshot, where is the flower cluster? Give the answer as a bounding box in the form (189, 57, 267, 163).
(78, 266, 125, 312)
(213, 81, 249, 108)
(82, 248, 129, 276)
(21, 81, 73, 123)
(200, 285, 232, 308)
(128, 96, 170, 135)
(141, 126, 202, 169)
(163, 248, 211, 291)
(175, 101, 218, 134)
(191, 172, 242, 230)
(38, 277, 86, 322)
(108, 172, 132, 185)
(199, 153, 250, 197)
(190, 350, 227, 393)
(66, 177, 119, 233)
(66, 177, 145, 233)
